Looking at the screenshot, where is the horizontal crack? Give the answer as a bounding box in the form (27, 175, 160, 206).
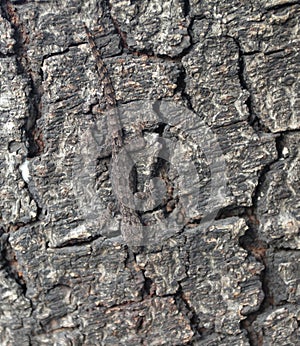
(265, 1, 299, 12)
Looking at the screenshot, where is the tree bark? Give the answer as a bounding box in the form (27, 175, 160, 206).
(0, 0, 299, 345)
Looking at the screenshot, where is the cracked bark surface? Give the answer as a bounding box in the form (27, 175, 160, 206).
(0, 0, 299, 345)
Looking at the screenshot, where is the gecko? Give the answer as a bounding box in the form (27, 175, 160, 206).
(84, 24, 145, 245)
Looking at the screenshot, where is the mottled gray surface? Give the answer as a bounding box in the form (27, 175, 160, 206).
(257, 132, 300, 249)
(0, 0, 299, 345)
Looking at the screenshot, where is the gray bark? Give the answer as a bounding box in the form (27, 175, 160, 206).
(0, 0, 299, 345)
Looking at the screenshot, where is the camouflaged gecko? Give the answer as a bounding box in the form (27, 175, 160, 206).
(84, 24, 145, 245)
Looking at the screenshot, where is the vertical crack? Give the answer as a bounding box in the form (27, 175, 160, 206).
(174, 284, 201, 343)
(183, 0, 191, 18)
(239, 229, 270, 346)
(238, 141, 282, 344)
(233, 36, 269, 133)
(0, 231, 27, 295)
(231, 37, 282, 344)
(1, 0, 43, 158)
(231, 48, 284, 340)
(141, 271, 154, 298)
(174, 66, 194, 111)
(1, 0, 44, 222)
(275, 133, 285, 159)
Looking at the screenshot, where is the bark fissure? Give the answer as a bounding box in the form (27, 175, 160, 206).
(232, 36, 268, 133)
(2, 0, 43, 158)
(0, 234, 27, 294)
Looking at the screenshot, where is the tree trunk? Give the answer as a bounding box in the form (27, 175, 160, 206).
(0, 0, 299, 345)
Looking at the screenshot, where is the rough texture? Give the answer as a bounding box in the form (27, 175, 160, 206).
(251, 305, 300, 345)
(110, 0, 191, 57)
(0, 0, 299, 345)
(256, 132, 300, 249)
